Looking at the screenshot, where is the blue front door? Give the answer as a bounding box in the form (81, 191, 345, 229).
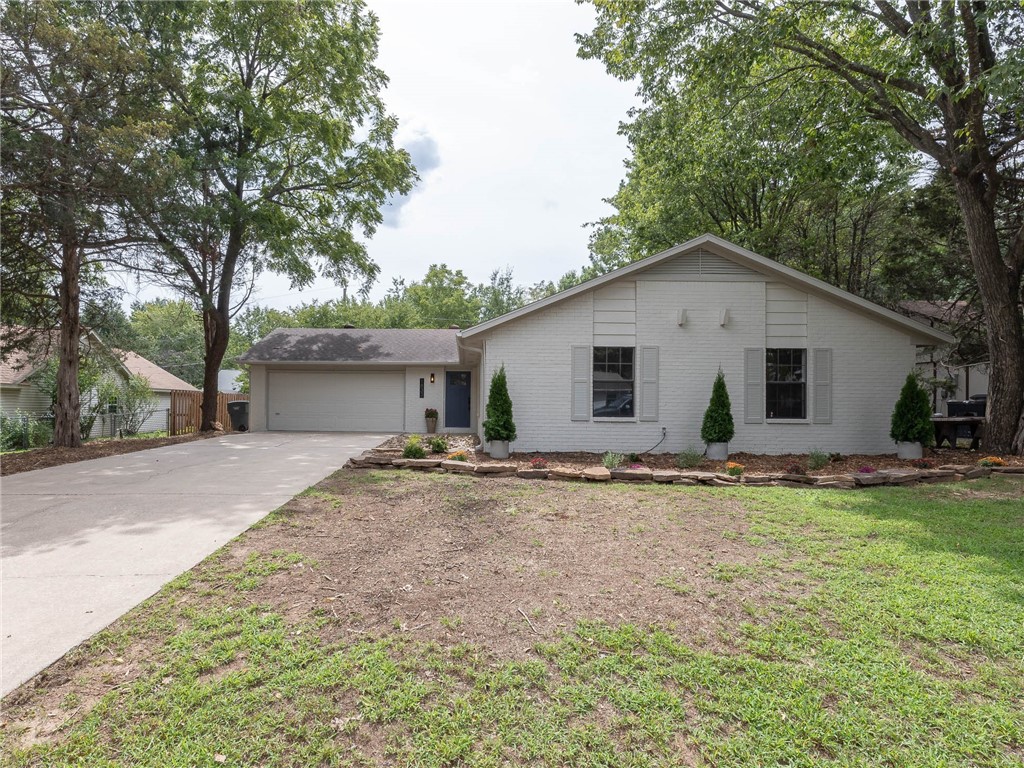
(445, 371, 471, 428)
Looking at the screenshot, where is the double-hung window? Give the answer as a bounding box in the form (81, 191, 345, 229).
(593, 347, 634, 418)
(766, 348, 806, 419)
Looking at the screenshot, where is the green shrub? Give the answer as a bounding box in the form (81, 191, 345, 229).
(700, 369, 735, 444)
(602, 451, 624, 469)
(676, 446, 703, 469)
(402, 435, 427, 459)
(482, 365, 517, 442)
(0, 412, 52, 451)
(808, 449, 829, 471)
(428, 435, 448, 453)
(890, 373, 934, 446)
(119, 374, 158, 435)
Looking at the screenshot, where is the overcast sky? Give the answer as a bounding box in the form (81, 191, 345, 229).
(122, 0, 637, 312)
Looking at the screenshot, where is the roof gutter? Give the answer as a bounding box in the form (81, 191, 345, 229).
(456, 333, 484, 362)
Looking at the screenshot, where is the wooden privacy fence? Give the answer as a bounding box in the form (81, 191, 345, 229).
(169, 390, 249, 436)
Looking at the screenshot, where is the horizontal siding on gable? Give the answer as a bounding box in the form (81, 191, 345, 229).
(766, 300, 807, 314)
(594, 281, 635, 346)
(593, 309, 636, 324)
(766, 282, 807, 347)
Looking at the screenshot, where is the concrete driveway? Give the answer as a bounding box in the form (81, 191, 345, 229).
(1, 431, 385, 696)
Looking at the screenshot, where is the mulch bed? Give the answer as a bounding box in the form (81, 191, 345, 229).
(0, 432, 221, 477)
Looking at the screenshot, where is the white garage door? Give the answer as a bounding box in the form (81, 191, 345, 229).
(267, 371, 405, 432)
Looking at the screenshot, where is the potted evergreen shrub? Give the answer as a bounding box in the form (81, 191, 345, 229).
(482, 364, 516, 459)
(701, 369, 735, 460)
(424, 407, 438, 434)
(890, 373, 934, 459)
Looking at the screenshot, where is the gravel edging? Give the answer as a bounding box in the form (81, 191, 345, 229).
(346, 453, 1023, 488)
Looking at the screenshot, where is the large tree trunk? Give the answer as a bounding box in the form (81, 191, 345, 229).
(200, 305, 230, 431)
(950, 174, 1024, 454)
(53, 242, 82, 448)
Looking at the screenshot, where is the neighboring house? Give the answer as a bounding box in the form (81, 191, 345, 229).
(0, 329, 198, 437)
(0, 329, 104, 421)
(241, 234, 953, 455)
(117, 351, 199, 433)
(899, 300, 989, 407)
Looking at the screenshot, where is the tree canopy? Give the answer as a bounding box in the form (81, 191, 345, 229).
(1, 0, 165, 445)
(580, 0, 1024, 452)
(119, 0, 416, 428)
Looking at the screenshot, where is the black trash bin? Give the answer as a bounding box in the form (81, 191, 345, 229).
(227, 400, 250, 432)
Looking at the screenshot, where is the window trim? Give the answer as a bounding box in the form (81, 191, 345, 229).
(592, 345, 635, 419)
(765, 347, 807, 421)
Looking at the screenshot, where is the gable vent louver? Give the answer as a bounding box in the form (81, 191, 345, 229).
(638, 248, 758, 280)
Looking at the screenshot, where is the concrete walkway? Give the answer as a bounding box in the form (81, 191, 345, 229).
(1, 431, 385, 696)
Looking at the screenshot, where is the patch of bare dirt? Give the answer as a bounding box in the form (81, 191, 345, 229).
(234, 471, 807, 659)
(0, 431, 221, 476)
(1, 469, 809, 748)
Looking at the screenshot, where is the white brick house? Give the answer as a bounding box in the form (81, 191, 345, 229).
(242, 234, 952, 455)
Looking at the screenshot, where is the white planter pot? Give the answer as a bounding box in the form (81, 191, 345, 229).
(706, 442, 729, 461)
(896, 441, 923, 460)
(489, 440, 510, 459)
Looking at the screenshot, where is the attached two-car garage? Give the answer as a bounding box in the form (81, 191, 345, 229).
(266, 370, 405, 432)
(241, 328, 468, 433)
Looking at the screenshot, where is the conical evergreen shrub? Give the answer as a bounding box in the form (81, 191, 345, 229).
(890, 373, 933, 445)
(701, 369, 735, 444)
(483, 364, 517, 442)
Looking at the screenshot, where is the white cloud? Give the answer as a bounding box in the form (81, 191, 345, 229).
(382, 130, 442, 228)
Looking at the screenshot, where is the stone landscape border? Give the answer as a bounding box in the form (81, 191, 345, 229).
(346, 453, 1024, 488)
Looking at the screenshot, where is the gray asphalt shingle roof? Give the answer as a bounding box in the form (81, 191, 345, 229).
(238, 328, 461, 365)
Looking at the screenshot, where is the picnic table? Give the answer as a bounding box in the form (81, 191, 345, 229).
(932, 416, 986, 450)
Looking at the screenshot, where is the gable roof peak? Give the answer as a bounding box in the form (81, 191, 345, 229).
(459, 233, 953, 346)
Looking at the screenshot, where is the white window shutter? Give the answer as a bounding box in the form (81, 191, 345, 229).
(812, 348, 832, 424)
(744, 348, 764, 424)
(571, 345, 591, 421)
(639, 346, 659, 422)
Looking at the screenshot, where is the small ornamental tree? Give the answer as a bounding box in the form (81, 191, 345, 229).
(483, 365, 517, 442)
(890, 374, 934, 446)
(701, 369, 735, 444)
(119, 374, 159, 435)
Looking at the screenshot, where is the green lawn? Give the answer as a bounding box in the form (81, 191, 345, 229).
(2, 475, 1022, 767)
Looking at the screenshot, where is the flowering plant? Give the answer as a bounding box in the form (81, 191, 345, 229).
(629, 463, 645, 469)
(785, 462, 804, 475)
(909, 458, 932, 469)
(858, 465, 876, 474)
(978, 456, 1005, 467)
(447, 450, 469, 462)
(725, 461, 744, 477)
(530, 456, 548, 469)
